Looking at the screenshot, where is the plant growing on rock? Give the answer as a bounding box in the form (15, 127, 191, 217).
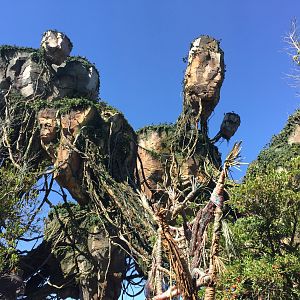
(4, 28, 298, 300)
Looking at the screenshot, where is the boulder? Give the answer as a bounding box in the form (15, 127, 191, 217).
(41, 30, 72, 66)
(52, 58, 99, 100)
(16, 57, 47, 98)
(0, 45, 99, 101)
(184, 36, 225, 124)
(38, 102, 137, 205)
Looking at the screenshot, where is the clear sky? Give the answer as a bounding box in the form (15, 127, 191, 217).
(1, 1, 299, 298)
(1, 0, 299, 177)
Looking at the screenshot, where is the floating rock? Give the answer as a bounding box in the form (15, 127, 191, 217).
(38, 102, 137, 205)
(0, 47, 99, 100)
(41, 30, 72, 65)
(211, 112, 241, 142)
(184, 35, 225, 125)
(38, 106, 97, 205)
(220, 112, 241, 140)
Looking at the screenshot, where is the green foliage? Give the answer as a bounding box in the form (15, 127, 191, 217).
(32, 97, 98, 114)
(0, 164, 41, 273)
(219, 126, 300, 300)
(30, 48, 47, 64)
(219, 254, 300, 299)
(0, 45, 35, 60)
(66, 55, 98, 71)
(249, 109, 300, 172)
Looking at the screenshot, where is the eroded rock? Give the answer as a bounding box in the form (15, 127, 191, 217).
(38, 103, 137, 205)
(41, 30, 72, 65)
(53, 59, 99, 100)
(0, 44, 99, 101)
(288, 125, 300, 144)
(44, 206, 126, 300)
(137, 125, 221, 199)
(184, 35, 225, 125)
(211, 112, 241, 143)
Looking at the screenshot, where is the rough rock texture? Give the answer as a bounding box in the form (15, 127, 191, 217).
(55, 107, 97, 204)
(211, 112, 241, 143)
(38, 107, 98, 204)
(184, 35, 225, 126)
(0, 32, 135, 300)
(0, 32, 240, 300)
(38, 104, 137, 205)
(220, 112, 241, 140)
(43, 205, 126, 300)
(41, 30, 72, 65)
(52, 58, 99, 100)
(288, 124, 300, 144)
(137, 125, 221, 199)
(0, 46, 99, 101)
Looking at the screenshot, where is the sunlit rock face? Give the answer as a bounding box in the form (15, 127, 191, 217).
(38, 107, 95, 204)
(288, 125, 300, 144)
(184, 35, 225, 124)
(41, 30, 73, 66)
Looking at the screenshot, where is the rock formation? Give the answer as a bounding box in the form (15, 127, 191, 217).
(0, 31, 241, 300)
(183, 35, 225, 130)
(137, 124, 221, 199)
(41, 30, 73, 65)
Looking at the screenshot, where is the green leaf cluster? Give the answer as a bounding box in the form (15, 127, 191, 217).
(218, 110, 300, 299)
(0, 164, 41, 273)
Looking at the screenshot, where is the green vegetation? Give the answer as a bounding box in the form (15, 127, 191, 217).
(0, 45, 35, 59)
(218, 110, 300, 299)
(0, 163, 42, 273)
(66, 55, 98, 71)
(33, 97, 98, 114)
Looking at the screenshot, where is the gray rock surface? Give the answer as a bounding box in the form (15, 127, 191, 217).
(41, 30, 72, 65)
(0, 46, 99, 101)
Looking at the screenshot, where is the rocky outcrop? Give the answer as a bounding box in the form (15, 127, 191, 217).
(43, 204, 126, 300)
(288, 124, 300, 144)
(41, 30, 73, 66)
(137, 124, 221, 199)
(248, 109, 300, 173)
(37, 103, 137, 205)
(183, 36, 225, 127)
(0, 31, 99, 101)
(0, 31, 136, 300)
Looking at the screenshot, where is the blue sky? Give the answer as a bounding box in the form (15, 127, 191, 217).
(1, 0, 299, 176)
(1, 1, 299, 298)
